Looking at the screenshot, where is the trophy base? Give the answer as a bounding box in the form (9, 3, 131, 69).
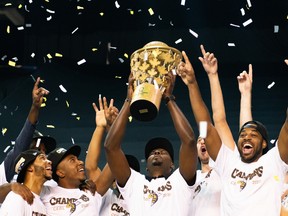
(130, 83, 162, 122)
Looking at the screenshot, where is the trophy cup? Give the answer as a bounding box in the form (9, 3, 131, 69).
(130, 41, 182, 121)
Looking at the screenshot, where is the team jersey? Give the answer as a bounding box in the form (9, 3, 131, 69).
(0, 191, 46, 216)
(190, 169, 222, 216)
(100, 188, 130, 216)
(215, 143, 288, 216)
(118, 168, 196, 216)
(41, 185, 102, 216)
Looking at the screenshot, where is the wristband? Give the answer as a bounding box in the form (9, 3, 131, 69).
(125, 98, 131, 103)
(164, 95, 175, 105)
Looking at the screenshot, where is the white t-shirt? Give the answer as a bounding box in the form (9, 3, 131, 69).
(0, 191, 46, 216)
(118, 168, 196, 216)
(41, 185, 102, 216)
(0, 162, 8, 185)
(100, 188, 130, 216)
(190, 169, 222, 216)
(215, 144, 288, 216)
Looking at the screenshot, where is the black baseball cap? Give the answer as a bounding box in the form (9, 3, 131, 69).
(125, 154, 140, 172)
(32, 130, 57, 154)
(14, 149, 42, 183)
(239, 120, 269, 154)
(47, 145, 81, 182)
(145, 137, 174, 162)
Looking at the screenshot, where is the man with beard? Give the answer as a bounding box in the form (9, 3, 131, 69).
(104, 72, 198, 216)
(178, 44, 288, 216)
(0, 149, 52, 215)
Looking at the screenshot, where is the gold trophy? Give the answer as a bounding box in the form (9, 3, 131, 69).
(130, 41, 182, 121)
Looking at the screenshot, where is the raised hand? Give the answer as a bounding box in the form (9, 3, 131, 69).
(32, 77, 49, 108)
(237, 64, 253, 94)
(177, 51, 196, 85)
(198, 44, 218, 75)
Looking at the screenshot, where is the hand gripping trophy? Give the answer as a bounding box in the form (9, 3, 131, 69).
(129, 41, 182, 121)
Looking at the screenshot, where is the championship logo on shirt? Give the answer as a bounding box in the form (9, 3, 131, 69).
(143, 181, 172, 206)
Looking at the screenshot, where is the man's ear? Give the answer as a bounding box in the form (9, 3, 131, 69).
(27, 164, 33, 173)
(262, 140, 267, 149)
(170, 163, 175, 171)
(56, 169, 65, 179)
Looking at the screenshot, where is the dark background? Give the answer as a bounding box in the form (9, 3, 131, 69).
(0, 0, 287, 172)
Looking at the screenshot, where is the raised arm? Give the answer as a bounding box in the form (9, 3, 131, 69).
(104, 73, 134, 187)
(177, 51, 222, 161)
(85, 96, 118, 181)
(4, 77, 49, 182)
(199, 45, 235, 150)
(237, 64, 253, 129)
(278, 108, 288, 164)
(163, 73, 197, 185)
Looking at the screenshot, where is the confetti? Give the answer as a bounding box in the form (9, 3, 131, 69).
(230, 23, 240, 28)
(71, 137, 75, 144)
(175, 38, 182, 44)
(76, 117, 80, 120)
(115, 1, 120, 8)
(240, 8, 245, 16)
(124, 53, 129, 58)
(100, 12, 104, 16)
(59, 84, 67, 93)
(274, 25, 279, 33)
(3, 146, 10, 153)
(243, 18, 253, 27)
(170, 21, 174, 26)
(181, 0, 186, 6)
(47, 53, 52, 59)
(199, 121, 207, 138)
(247, 0, 252, 8)
(66, 100, 69, 108)
(31, 53, 35, 58)
(128, 116, 133, 122)
(115, 76, 122, 79)
(228, 43, 236, 47)
(92, 48, 98, 51)
(77, 59, 86, 65)
(47, 16, 52, 21)
(2, 128, 8, 136)
(46, 9, 55, 13)
(148, 8, 154, 15)
(8, 60, 16, 67)
(55, 53, 63, 57)
(18, 4, 22, 9)
(71, 113, 78, 116)
(7, 25, 10, 34)
(77, 6, 84, 10)
(25, 24, 32, 27)
(118, 58, 124, 63)
(30, 74, 36, 82)
(130, 10, 134, 15)
(189, 29, 198, 38)
(36, 138, 41, 148)
(158, 15, 162, 20)
(17, 26, 24, 30)
(46, 125, 55, 128)
(172, 69, 177, 75)
(267, 81, 275, 89)
(41, 103, 46, 107)
(71, 27, 79, 34)
(148, 23, 156, 27)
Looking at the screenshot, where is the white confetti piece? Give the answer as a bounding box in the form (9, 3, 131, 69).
(153, 80, 159, 89)
(175, 38, 182, 44)
(25, 23, 32, 27)
(77, 59, 86, 65)
(66, 100, 69, 108)
(36, 138, 41, 148)
(172, 69, 177, 75)
(128, 116, 133, 122)
(189, 29, 198, 38)
(181, 0, 186, 6)
(47, 53, 52, 59)
(46, 9, 55, 13)
(170, 21, 174, 26)
(46, 125, 55, 128)
(199, 121, 207, 138)
(30, 74, 36, 82)
(3, 146, 10, 153)
(7, 25, 10, 34)
(115, 1, 120, 8)
(243, 18, 253, 27)
(240, 8, 245, 16)
(118, 58, 124, 63)
(71, 137, 75, 144)
(247, 0, 252, 8)
(31, 53, 35, 58)
(71, 27, 79, 34)
(267, 81, 275, 89)
(77, 6, 84, 10)
(148, 23, 156, 27)
(228, 43, 236, 47)
(55, 53, 63, 57)
(1, 55, 7, 61)
(274, 25, 279, 33)
(17, 26, 24, 30)
(71, 113, 78, 116)
(59, 84, 67, 93)
(230, 23, 240, 28)
(158, 15, 162, 20)
(47, 16, 52, 21)
(124, 53, 129, 58)
(11, 141, 15, 145)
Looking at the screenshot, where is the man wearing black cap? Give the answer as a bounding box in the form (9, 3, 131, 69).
(0, 149, 52, 215)
(41, 97, 116, 215)
(0, 77, 50, 206)
(179, 45, 288, 216)
(104, 72, 198, 215)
